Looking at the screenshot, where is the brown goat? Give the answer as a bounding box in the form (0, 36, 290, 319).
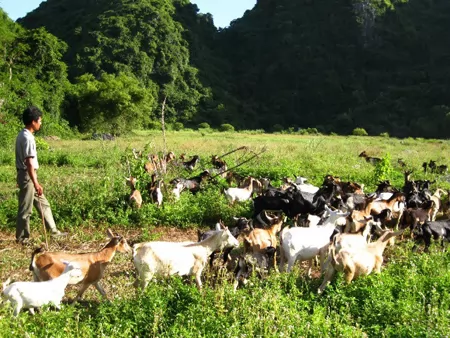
(126, 176, 142, 208)
(242, 218, 284, 270)
(29, 229, 131, 301)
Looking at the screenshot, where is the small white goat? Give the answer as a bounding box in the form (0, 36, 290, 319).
(279, 206, 349, 276)
(171, 181, 184, 201)
(224, 177, 254, 204)
(2, 261, 82, 317)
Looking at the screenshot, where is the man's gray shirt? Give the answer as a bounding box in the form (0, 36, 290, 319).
(15, 128, 39, 170)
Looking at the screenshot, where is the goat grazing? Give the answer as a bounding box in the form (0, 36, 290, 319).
(30, 229, 131, 301)
(318, 229, 403, 293)
(430, 188, 447, 221)
(126, 176, 142, 208)
(133, 227, 239, 289)
(2, 261, 82, 317)
(279, 206, 349, 276)
(183, 155, 200, 172)
(224, 177, 254, 204)
(359, 151, 381, 165)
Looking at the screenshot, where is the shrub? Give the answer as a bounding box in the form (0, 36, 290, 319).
(198, 122, 210, 129)
(172, 122, 184, 131)
(219, 123, 235, 132)
(35, 137, 50, 150)
(380, 132, 390, 138)
(272, 124, 284, 132)
(352, 127, 368, 136)
(148, 120, 162, 130)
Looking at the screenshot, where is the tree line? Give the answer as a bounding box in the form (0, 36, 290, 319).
(0, 0, 449, 139)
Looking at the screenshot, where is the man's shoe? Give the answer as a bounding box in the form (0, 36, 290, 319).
(51, 230, 68, 238)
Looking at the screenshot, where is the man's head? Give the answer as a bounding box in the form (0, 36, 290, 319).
(22, 106, 42, 130)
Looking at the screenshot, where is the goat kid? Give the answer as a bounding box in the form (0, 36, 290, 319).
(2, 261, 82, 317)
(30, 229, 131, 301)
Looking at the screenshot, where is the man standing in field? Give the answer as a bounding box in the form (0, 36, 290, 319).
(15, 106, 67, 244)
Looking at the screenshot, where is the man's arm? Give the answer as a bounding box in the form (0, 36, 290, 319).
(24, 157, 43, 196)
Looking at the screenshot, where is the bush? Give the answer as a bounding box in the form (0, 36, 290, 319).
(352, 127, 368, 136)
(219, 123, 235, 132)
(198, 122, 210, 129)
(148, 120, 162, 130)
(272, 124, 284, 132)
(298, 127, 320, 135)
(172, 122, 184, 131)
(380, 132, 390, 138)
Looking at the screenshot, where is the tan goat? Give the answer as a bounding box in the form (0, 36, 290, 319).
(126, 176, 142, 208)
(29, 229, 131, 301)
(242, 218, 284, 270)
(430, 188, 447, 221)
(318, 229, 403, 293)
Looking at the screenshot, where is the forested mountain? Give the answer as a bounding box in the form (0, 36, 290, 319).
(0, 0, 449, 137)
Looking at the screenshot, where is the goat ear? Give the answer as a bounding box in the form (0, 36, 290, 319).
(106, 228, 115, 238)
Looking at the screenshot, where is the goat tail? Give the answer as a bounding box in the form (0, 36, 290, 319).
(29, 246, 45, 271)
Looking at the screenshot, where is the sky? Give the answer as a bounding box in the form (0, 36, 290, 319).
(0, 0, 257, 28)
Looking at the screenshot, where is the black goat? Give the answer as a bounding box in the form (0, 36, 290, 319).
(170, 170, 210, 194)
(413, 220, 450, 252)
(183, 155, 200, 172)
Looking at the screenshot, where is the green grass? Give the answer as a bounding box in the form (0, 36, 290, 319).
(0, 131, 450, 336)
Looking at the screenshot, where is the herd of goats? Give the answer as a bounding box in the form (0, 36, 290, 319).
(2, 149, 450, 317)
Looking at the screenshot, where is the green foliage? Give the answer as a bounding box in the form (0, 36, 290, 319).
(69, 73, 156, 134)
(172, 122, 184, 131)
(198, 122, 210, 129)
(272, 124, 284, 132)
(352, 128, 369, 136)
(380, 132, 390, 138)
(0, 112, 21, 150)
(219, 123, 234, 132)
(35, 137, 50, 151)
(299, 127, 320, 135)
(373, 153, 394, 183)
(148, 120, 162, 130)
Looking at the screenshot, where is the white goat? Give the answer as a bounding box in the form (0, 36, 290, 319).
(171, 181, 185, 201)
(279, 206, 349, 276)
(133, 228, 239, 289)
(224, 178, 254, 204)
(294, 176, 319, 194)
(2, 262, 82, 317)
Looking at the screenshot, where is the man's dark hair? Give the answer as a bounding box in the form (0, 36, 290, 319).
(22, 106, 42, 125)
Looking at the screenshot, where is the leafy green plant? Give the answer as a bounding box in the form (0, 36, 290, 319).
(373, 153, 394, 182)
(352, 127, 368, 136)
(219, 123, 235, 132)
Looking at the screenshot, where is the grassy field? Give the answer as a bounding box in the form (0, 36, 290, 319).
(0, 130, 450, 337)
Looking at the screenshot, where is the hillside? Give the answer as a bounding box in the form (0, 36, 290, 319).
(0, 0, 448, 137)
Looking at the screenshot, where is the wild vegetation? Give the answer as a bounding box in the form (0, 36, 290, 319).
(0, 0, 450, 137)
(0, 131, 450, 336)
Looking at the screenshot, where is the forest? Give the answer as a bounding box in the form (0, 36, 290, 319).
(0, 0, 450, 139)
